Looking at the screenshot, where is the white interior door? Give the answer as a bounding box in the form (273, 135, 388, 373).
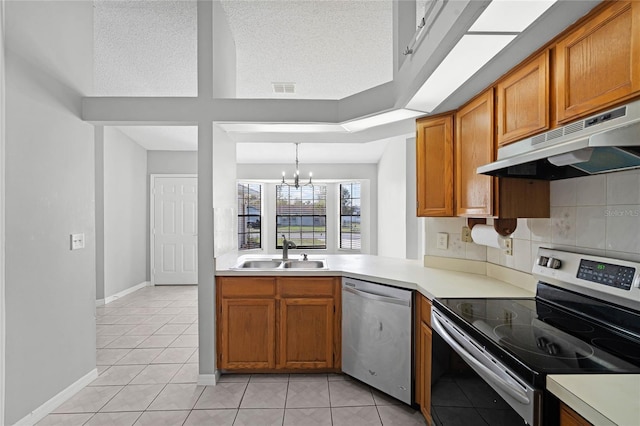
(152, 176, 198, 285)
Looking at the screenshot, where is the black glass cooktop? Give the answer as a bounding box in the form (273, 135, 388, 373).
(433, 294, 640, 387)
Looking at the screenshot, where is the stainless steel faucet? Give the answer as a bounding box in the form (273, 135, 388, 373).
(281, 234, 297, 260)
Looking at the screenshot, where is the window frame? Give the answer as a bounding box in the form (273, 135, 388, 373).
(339, 182, 362, 251)
(237, 182, 263, 251)
(275, 184, 328, 250)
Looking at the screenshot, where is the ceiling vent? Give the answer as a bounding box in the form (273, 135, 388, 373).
(272, 82, 296, 94)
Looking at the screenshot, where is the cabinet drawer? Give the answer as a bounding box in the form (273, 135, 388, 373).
(278, 277, 337, 298)
(420, 295, 432, 327)
(218, 277, 277, 297)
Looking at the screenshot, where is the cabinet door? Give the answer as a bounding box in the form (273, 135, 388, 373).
(496, 51, 549, 146)
(279, 298, 334, 369)
(419, 322, 433, 424)
(220, 298, 276, 369)
(416, 114, 454, 216)
(555, 1, 640, 123)
(455, 89, 494, 217)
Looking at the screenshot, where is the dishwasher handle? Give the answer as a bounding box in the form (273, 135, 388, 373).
(431, 312, 530, 405)
(342, 285, 411, 307)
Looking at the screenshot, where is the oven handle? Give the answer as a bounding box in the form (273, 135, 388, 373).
(342, 286, 411, 307)
(431, 313, 530, 405)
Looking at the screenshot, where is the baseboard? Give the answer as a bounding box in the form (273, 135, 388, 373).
(197, 371, 221, 386)
(95, 299, 105, 307)
(104, 281, 151, 305)
(14, 368, 98, 426)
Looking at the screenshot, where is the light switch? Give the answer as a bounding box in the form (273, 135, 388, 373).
(436, 232, 449, 250)
(71, 233, 85, 250)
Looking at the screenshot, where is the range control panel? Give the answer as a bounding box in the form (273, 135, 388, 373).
(578, 259, 636, 291)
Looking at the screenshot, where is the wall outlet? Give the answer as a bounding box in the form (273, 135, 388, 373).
(70, 233, 85, 250)
(461, 226, 472, 242)
(504, 238, 513, 256)
(436, 232, 449, 250)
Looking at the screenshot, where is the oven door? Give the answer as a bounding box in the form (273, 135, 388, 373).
(432, 307, 542, 426)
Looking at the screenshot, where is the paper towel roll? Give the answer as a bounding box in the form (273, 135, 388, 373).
(471, 224, 508, 249)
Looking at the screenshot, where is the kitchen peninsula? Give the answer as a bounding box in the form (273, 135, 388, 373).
(214, 253, 640, 426)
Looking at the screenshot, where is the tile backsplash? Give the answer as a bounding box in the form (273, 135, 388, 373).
(425, 170, 640, 274)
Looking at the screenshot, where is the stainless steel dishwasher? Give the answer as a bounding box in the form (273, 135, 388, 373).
(341, 277, 413, 404)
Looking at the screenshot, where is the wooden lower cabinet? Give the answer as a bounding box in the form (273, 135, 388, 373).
(416, 295, 433, 425)
(217, 276, 340, 372)
(559, 402, 593, 426)
(279, 298, 334, 369)
(221, 298, 276, 369)
(419, 321, 433, 424)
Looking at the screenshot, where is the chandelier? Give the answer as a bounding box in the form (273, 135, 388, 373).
(281, 143, 313, 189)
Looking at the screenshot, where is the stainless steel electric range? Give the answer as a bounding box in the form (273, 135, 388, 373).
(431, 248, 640, 426)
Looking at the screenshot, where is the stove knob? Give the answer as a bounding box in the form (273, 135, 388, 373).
(536, 337, 549, 350)
(545, 342, 559, 355)
(537, 256, 550, 267)
(547, 258, 562, 269)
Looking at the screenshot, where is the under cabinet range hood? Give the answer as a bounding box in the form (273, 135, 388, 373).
(477, 100, 640, 180)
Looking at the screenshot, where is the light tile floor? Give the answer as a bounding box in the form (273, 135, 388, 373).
(37, 285, 425, 426)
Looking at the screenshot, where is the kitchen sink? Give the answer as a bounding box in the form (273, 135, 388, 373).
(282, 260, 327, 269)
(235, 260, 283, 269)
(231, 258, 328, 270)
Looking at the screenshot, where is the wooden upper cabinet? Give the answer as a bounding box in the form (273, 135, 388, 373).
(416, 114, 454, 217)
(555, 1, 640, 123)
(496, 51, 550, 146)
(455, 89, 495, 217)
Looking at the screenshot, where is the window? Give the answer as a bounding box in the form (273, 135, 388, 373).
(276, 185, 327, 249)
(237, 183, 262, 250)
(340, 183, 361, 250)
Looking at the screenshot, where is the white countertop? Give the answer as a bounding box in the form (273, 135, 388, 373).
(215, 253, 534, 300)
(547, 374, 640, 426)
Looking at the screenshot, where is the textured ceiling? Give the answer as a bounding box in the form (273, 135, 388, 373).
(94, 0, 392, 100)
(237, 140, 390, 164)
(94, 1, 198, 96)
(219, 0, 393, 99)
(94, 0, 395, 159)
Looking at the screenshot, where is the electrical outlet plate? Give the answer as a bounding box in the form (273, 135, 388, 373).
(504, 238, 513, 256)
(461, 226, 472, 243)
(437, 232, 449, 250)
(71, 233, 85, 250)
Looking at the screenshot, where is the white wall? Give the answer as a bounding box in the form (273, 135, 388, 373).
(213, 126, 237, 256)
(377, 137, 407, 258)
(236, 163, 379, 254)
(4, 2, 95, 424)
(212, 0, 236, 98)
(425, 171, 640, 273)
(103, 127, 148, 298)
(405, 137, 421, 259)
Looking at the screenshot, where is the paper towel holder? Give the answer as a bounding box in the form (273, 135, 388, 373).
(467, 218, 517, 237)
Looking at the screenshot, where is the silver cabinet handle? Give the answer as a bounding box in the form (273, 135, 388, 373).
(431, 312, 530, 405)
(342, 286, 411, 307)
